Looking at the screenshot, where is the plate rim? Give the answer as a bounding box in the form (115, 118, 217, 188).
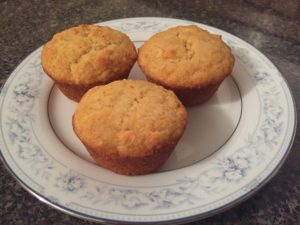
(0, 17, 297, 224)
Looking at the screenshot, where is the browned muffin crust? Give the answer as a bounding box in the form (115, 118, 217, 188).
(72, 80, 187, 175)
(42, 24, 137, 101)
(138, 25, 234, 106)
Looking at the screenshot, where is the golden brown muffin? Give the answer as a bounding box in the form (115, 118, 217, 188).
(42, 24, 137, 102)
(138, 25, 234, 106)
(73, 80, 187, 175)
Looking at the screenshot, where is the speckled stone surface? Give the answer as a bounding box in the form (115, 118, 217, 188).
(1, 0, 300, 224)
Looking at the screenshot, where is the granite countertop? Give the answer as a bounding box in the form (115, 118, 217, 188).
(1, 0, 300, 224)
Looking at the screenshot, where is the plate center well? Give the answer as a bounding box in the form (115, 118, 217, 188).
(48, 62, 242, 172)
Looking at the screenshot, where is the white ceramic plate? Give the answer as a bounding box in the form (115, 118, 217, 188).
(0, 18, 296, 224)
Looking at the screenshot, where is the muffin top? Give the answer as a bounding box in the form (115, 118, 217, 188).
(42, 24, 137, 85)
(73, 80, 187, 157)
(138, 25, 234, 89)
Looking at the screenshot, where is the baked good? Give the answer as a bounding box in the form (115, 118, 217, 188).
(72, 80, 187, 175)
(138, 25, 234, 106)
(41, 24, 137, 102)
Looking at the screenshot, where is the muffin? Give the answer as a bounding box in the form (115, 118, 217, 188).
(72, 80, 187, 175)
(42, 24, 137, 102)
(138, 25, 234, 106)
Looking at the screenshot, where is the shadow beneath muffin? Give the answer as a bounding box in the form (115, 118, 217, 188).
(208, 58, 256, 105)
(158, 92, 241, 172)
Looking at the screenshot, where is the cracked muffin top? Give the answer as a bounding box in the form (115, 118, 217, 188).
(138, 25, 234, 89)
(41, 24, 137, 85)
(73, 80, 187, 157)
